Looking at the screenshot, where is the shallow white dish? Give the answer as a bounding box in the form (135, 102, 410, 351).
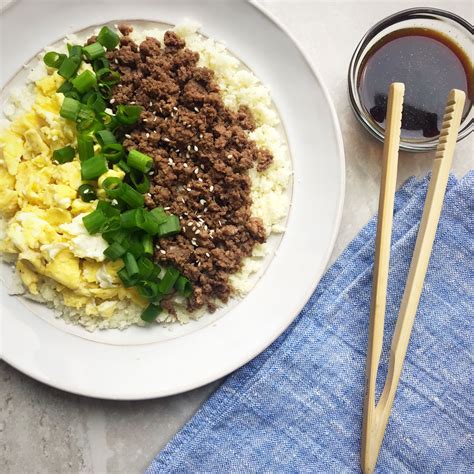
(0, 0, 345, 399)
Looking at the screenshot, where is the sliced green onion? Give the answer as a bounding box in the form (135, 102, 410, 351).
(102, 177, 122, 198)
(138, 212, 160, 236)
(77, 135, 95, 161)
(129, 170, 150, 193)
(175, 275, 192, 297)
(141, 233, 154, 255)
(83, 209, 107, 234)
(104, 242, 126, 261)
(149, 207, 168, 225)
(117, 160, 131, 173)
(98, 83, 112, 99)
(67, 44, 83, 57)
(95, 129, 117, 146)
(116, 104, 142, 125)
(76, 106, 97, 131)
(117, 267, 137, 288)
(44, 51, 66, 68)
(158, 215, 181, 237)
(140, 303, 162, 322)
(117, 183, 145, 208)
(96, 67, 120, 86)
(102, 143, 124, 163)
(81, 155, 108, 180)
(137, 257, 155, 279)
(123, 252, 139, 277)
(96, 200, 120, 217)
(137, 281, 161, 300)
(97, 26, 120, 50)
(85, 92, 106, 113)
(99, 112, 115, 127)
(127, 149, 153, 173)
(83, 42, 106, 60)
(58, 56, 81, 79)
(78, 183, 97, 202)
(93, 57, 110, 72)
(103, 228, 128, 244)
(64, 91, 82, 101)
(72, 70, 97, 93)
(158, 267, 180, 294)
(101, 216, 120, 233)
(120, 208, 144, 229)
(60, 97, 81, 120)
(52, 145, 75, 164)
(57, 81, 73, 94)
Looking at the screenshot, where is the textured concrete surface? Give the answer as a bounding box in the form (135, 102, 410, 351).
(1, 1, 472, 473)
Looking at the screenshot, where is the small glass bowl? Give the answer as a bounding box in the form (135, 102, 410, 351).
(348, 7, 473, 152)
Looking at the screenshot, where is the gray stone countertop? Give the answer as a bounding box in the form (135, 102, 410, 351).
(1, 1, 472, 472)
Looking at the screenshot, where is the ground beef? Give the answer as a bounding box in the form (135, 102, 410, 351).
(107, 29, 272, 312)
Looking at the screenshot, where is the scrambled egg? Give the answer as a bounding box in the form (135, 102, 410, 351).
(0, 70, 145, 318)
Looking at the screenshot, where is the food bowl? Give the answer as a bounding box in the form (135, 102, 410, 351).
(348, 7, 473, 152)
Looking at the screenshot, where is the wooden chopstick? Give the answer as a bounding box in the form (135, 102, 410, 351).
(361, 87, 466, 474)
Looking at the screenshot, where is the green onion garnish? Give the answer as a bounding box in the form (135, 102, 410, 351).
(93, 57, 110, 72)
(123, 252, 139, 278)
(78, 183, 97, 202)
(83, 209, 107, 234)
(85, 92, 106, 113)
(158, 215, 181, 237)
(127, 149, 153, 173)
(77, 135, 95, 161)
(117, 183, 145, 209)
(96, 130, 117, 146)
(76, 106, 97, 132)
(103, 242, 126, 261)
(138, 212, 160, 236)
(81, 155, 108, 180)
(175, 275, 192, 297)
(67, 44, 83, 57)
(57, 81, 74, 94)
(83, 42, 106, 60)
(117, 267, 137, 288)
(128, 234, 145, 258)
(158, 267, 180, 294)
(137, 281, 161, 300)
(96, 200, 121, 217)
(117, 160, 131, 173)
(103, 228, 128, 244)
(98, 83, 112, 99)
(44, 51, 66, 68)
(149, 207, 168, 225)
(129, 170, 150, 193)
(102, 143, 125, 163)
(140, 303, 162, 322)
(137, 257, 156, 279)
(96, 67, 120, 86)
(141, 233, 154, 254)
(97, 26, 120, 50)
(102, 177, 122, 198)
(120, 208, 143, 229)
(72, 70, 97, 93)
(58, 56, 81, 79)
(52, 145, 75, 164)
(116, 104, 143, 125)
(60, 97, 81, 121)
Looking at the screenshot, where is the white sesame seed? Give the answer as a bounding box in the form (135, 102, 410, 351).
(173, 106, 178, 111)
(130, 101, 136, 104)
(194, 168, 199, 174)
(125, 134, 132, 139)
(195, 230, 201, 235)
(227, 154, 232, 159)
(143, 118, 148, 122)
(200, 199, 206, 205)
(193, 145, 199, 152)
(146, 133, 150, 138)
(114, 59, 119, 64)
(192, 227, 197, 232)
(203, 208, 208, 213)
(186, 153, 190, 159)
(181, 198, 186, 203)
(204, 225, 208, 231)
(111, 199, 118, 205)
(160, 250, 166, 255)
(164, 206, 171, 210)
(148, 170, 154, 175)
(205, 252, 210, 258)
(153, 117, 157, 122)
(187, 145, 191, 151)
(194, 107, 199, 112)
(200, 164, 205, 170)
(210, 185, 214, 192)
(196, 222, 202, 228)
(110, 98, 116, 104)
(149, 101, 153, 106)
(187, 222, 193, 227)
(163, 137, 170, 142)
(218, 220, 222, 226)
(198, 178, 203, 183)
(118, 84, 123, 87)
(183, 163, 188, 168)
(186, 187, 192, 192)
(199, 133, 203, 139)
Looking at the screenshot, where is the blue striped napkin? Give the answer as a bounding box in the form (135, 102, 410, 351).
(147, 172, 473, 473)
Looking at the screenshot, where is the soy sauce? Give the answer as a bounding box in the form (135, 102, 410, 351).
(358, 28, 473, 139)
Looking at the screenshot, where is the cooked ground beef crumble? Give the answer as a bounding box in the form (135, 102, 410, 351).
(107, 26, 273, 313)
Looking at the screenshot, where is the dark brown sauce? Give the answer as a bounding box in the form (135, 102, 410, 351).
(358, 28, 473, 140)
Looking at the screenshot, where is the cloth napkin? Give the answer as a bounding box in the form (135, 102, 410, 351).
(147, 172, 473, 473)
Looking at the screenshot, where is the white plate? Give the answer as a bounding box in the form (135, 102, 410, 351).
(0, 0, 345, 399)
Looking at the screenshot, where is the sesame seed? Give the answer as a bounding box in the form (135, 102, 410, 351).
(218, 220, 222, 226)
(195, 230, 201, 235)
(227, 154, 232, 159)
(199, 133, 203, 139)
(198, 178, 203, 183)
(149, 101, 153, 106)
(193, 145, 199, 152)
(196, 222, 202, 228)
(194, 168, 199, 174)
(164, 206, 171, 210)
(146, 133, 150, 138)
(143, 118, 148, 122)
(183, 163, 188, 168)
(125, 134, 132, 139)
(204, 225, 208, 231)
(200, 199, 206, 205)
(194, 107, 199, 112)
(118, 84, 123, 87)
(181, 198, 186, 203)
(200, 164, 205, 170)
(148, 171, 154, 175)
(114, 59, 119, 64)
(203, 208, 208, 213)
(173, 106, 178, 111)
(160, 250, 166, 255)
(110, 98, 116, 104)
(186, 153, 190, 159)
(130, 101, 136, 104)
(210, 185, 214, 192)
(187, 222, 193, 227)
(187, 145, 191, 151)
(163, 137, 170, 142)
(205, 252, 210, 258)
(153, 117, 157, 122)
(192, 227, 197, 232)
